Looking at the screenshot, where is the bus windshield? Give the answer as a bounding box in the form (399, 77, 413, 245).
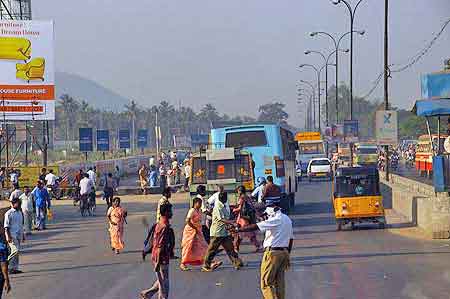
(225, 131, 267, 148)
(299, 143, 324, 155)
(357, 148, 377, 155)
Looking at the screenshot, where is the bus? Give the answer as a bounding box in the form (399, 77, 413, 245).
(189, 148, 255, 206)
(415, 134, 448, 177)
(295, 132, 326, 175)
(210, 124, 297, 211)
(354, 143, 378, 167)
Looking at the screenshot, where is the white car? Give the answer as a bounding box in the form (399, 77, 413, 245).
(307, 158, 332, 181)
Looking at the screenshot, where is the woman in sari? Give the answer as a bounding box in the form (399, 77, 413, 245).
(107, 197, 127, 254)
(180, 197, 208, 271)
(139, 165, 149, 195)
(233, 186, 261, 253)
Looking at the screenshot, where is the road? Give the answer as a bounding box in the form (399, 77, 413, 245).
(9, 180, 450, 299)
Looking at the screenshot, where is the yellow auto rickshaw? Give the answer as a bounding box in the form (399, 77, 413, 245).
(332, 166, 385, 230)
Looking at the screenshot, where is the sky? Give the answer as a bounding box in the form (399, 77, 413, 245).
(32, 0, 450, 128)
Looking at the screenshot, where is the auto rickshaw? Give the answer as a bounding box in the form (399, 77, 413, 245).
(332, 166, 386, 230)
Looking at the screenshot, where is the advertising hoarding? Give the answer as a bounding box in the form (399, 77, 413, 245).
(421, 70, 450, 99)
(344, 120, 359, 143)
(376, 110, 398, 145)
(137, 129, 148, 148)
(0, 20, 55, 120)
(79, 128, 93, 152)
(173, 135, 192, 148)
(191, 134, 209, 147)
(96, 129, 110, 152)
(118, 129, 130, 149)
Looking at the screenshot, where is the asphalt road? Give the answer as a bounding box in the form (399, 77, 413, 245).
(9, 180, 450, 299)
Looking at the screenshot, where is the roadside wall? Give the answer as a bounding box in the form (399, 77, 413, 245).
(380, 172, 450, 239)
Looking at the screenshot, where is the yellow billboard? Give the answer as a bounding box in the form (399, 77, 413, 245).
(295, 131, 322, 142)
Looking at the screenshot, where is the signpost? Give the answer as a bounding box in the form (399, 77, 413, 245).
(96, 129, 109, 160)
(118, 129, 131, 154)
(79, 128, 93, 160)
(376, 110, 398, 145)
(137, 129, 148, 153)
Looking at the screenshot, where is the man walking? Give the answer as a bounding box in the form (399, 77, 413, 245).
(140, 203, 175, 299)
(4, 195, 24, 274)
(32, 181, 51, 230)
(20, 186, 34, 235)
(202, 192, 244, 272)
(236, 200, 293, 299)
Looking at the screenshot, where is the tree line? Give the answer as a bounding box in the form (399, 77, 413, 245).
(56, 95, 291, 148)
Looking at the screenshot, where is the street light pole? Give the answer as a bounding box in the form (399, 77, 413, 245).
(299, 64, 322, 131)
(299, 80, 316, 130)
(384, 0, 390, 181)
(332, 0, 366, 121)
(310, 30, 364, 124)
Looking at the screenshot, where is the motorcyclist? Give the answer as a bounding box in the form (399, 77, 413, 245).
(251, 177, 266, 203)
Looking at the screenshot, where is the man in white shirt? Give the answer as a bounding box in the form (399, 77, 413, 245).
(45, 169, 57, 187)
(184, 162, 191, 190)
(236, 200, 293, 299)
(79, 174, 93, 197)
(20, 186, 34, 235)
(9, 185, 22, 203)
(4, 196, 24, 274)
(251, 177, 267, 203)
(87, 167, 96, 186)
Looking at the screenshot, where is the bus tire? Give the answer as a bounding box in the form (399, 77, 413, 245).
(288, 178, 292, 194)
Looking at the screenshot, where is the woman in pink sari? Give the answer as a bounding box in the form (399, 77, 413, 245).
(180, 197, 208, 271)
(107, 197, 127, 254)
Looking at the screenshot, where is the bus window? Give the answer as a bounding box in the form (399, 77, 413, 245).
(357, 148, 377, 155)
(275, 159, 285, 177)
(191, 157, 207, 184)
(225, 131, 267, 148)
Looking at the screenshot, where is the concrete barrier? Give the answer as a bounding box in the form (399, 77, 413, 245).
(380, 172, 450, 239)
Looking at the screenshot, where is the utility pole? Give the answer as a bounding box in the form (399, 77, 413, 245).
(384, 0, 390, 181)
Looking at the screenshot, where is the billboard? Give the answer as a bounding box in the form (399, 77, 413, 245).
(79, 128, 93, 152)
(118, 129, 130, 149)
(344, 120, 359, 143)
(191, 134, 209, 147)
(421, 70, 450, 99)
(137, 129, 148, 148)
(173, 135, 192, 148)
(0, 20, 55, 120)
(96, 129, 110, 152)
(376, 110, 398, 145)
(331, 124, 344, 142)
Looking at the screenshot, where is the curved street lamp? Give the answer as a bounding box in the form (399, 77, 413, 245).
(310, 30, 364, 123)
(331, 0, 367, 120)
(298, 80, 316, 130)
(299, 64, 322, 131)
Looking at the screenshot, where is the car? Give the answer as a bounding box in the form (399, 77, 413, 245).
(307, 158, 332, 182)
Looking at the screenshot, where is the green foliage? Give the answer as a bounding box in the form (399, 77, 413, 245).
(257, 102, 289, 125)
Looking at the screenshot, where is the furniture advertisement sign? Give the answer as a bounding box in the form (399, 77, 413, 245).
(376, 110, 398, 145)
(0, 20, 55, 120)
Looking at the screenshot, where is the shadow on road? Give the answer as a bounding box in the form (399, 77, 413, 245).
(22, 245, 84, 254)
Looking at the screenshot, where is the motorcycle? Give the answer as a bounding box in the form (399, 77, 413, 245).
(47, 178, 62, 200)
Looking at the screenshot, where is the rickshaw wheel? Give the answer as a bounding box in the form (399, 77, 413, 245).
(350, 222, 355, 230)
(379, 222, 385, 229)
(336, 221, 342, 231)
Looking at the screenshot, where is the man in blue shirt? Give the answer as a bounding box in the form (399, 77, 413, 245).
(32, 180, 51, 230)
(0, 230, 11, 298)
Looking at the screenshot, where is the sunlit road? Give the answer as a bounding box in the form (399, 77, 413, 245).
(9, 181, 450, 299)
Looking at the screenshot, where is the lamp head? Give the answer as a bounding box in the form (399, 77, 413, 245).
(331, 0, 340, 4)
(310, 32, 318, 37)
(343, 48, 350, 53)
(304, 50, 311, 55)
(299, 64, 307, 68)
(358, 30, 366, 35)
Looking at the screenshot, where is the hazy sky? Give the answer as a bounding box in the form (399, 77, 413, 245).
(33, 0, 450, 128)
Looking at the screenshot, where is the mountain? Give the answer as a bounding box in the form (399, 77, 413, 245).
(55, 71, 128, 111)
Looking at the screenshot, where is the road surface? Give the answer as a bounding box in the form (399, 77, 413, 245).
(9, 180, 450, 299)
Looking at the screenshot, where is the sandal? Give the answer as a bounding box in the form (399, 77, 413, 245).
(179, 264, 190, 271)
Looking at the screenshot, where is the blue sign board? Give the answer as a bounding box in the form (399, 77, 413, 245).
(79, 128, 93, 152)
(137, 129, 148, 148)
(118, 129, 131, 149)
(421, 71, 450, 99)
(191, 134, 209, 147)
(343, 120, 359, 143)
(96, 130, 110, 152)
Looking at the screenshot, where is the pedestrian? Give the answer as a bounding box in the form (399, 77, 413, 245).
(180, 196, 208, 271)
(114, 166, 121, 188)
(196, 185, 211, 244)
(236, 200, 294, 299)
(139, 165, 149, 195)
(9, 185, 22, 203)
(87, 167, 96, 186)
(107, 197, 127, 254)
(0, 167, 5, 189)
(202, 192, 244, 272)
(140, 202, 175, 299)
(252, 177, 267, 203)
(45, 169, 57, 189)
(103, 173, 116, 209)
(159, 162, 167, 189)
(79, 173, 94, 216)
(4, 195, 24, 274)
(38, 167, 47, 184)
(20, 186, 34, 236)
(149, 165, 158, 188)
(156, 187, 171, 222)
(233, 186, 261, 252)
(184, 160, 191, 191)
(32, 180, 51, 230)
(9, 169, 19, 190)
(0, 228, 11, 298)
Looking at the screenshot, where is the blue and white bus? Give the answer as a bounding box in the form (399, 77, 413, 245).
(210, 124, 297, 210)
